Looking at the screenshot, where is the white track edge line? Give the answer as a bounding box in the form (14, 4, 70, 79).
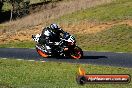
(1, 58, 46, 62)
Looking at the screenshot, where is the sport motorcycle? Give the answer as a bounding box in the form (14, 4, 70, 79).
(32, 32, 83, 59)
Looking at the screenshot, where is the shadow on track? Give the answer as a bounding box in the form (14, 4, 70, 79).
(55, 55, 107, 59)
(83, 56, 107, 59)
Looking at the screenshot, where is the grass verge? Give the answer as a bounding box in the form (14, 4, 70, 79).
(57, 0, 132, 23)
(0, 59, 132, 88)
(76, 24, 132, 52)
(0, 41, 35, 48)
(0, 24, 131, 52)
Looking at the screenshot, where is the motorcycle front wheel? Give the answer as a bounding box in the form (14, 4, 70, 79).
(70, 46, 83, 59)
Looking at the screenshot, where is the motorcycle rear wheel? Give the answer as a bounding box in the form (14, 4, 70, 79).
(36, 48, 48, 58)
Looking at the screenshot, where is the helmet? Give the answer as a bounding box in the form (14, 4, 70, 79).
(50, 24, 59, 30)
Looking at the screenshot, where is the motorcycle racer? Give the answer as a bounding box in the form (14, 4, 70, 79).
(38, 23, 65, 55)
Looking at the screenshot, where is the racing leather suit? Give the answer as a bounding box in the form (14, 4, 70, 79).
(39, 27, 65, 54)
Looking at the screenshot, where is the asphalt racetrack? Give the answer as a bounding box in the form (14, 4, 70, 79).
(0, 48, 132, 68)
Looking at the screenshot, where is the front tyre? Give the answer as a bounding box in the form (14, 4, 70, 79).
(70, 46, 83, 59)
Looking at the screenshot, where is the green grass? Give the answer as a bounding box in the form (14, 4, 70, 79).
(1, 0, 49, 11)
(0, 24, 8, 29)
(1, 0, 47, 11)
(1, 0, 71, 11)
(76, 24, 132, 52)
(0, 41, 35, 48)
(1, 2, 11, 11)
(0, 24, 4, 28)
(57, 0, 132, 23)
(0, 59, 132, 88)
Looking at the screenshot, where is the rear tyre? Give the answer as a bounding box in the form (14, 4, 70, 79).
(70, 46, 83, 59)
(36, 48, 48, 58)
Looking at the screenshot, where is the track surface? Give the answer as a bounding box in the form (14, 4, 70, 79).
(0, 48, 132, 68)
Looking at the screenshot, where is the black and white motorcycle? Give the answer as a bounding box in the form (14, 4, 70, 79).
(32, 32, 83, 59)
